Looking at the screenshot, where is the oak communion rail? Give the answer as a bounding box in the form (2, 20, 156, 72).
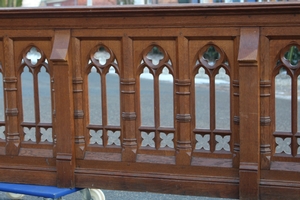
(0, 3, 299, 199)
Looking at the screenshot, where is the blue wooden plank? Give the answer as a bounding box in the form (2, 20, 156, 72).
(0, 182, 81, 198)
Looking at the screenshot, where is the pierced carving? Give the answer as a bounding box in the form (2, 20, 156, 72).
(146, 46, 164, 66)
(89, 129, 103, 145)
(215, 135, 230, 151)
(284, 45, 300, 67)
(273, 43, 300, 158)
(139, 44, 174, 129)
(22, 46, 46, 68)
(141, 132, 155, 148)
(107, 130, 121, 146)
(24, 127, 36, 142)
(40, 128, 53, 143)
(202, 46, 220, 67)
(160, 132, 174, 148)
(26, 47, 42, 66)
(0, 126, 5, 140)
(93, 46, 111, 65)
(275, 137, 291, 154)
(88, 44, 119, 74)
(140, 44, 173, 73)
(196, 43, 228, 71)
(195, 134, 210, 151)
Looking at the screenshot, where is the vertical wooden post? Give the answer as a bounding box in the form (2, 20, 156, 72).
(3, 36, 20, 156)
(50, 30, 75, 188)
(121, 35, 137, 162)
(238, 28, 260, 199)
(175, 35, 192, 165)
(72, 38, 86, 159)
(259, 35, 271, 170)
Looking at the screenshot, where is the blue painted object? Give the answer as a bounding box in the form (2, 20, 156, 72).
(0, 182, 81, 199)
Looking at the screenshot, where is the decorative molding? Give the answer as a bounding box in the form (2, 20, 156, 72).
(6, 132, 19, 141)
(233, 143, 240, 152)
(120, 78, 135, 85)
(260, 80, 271, 97)
(260, 144, 271, 154)
(260, 116, 271, 126)
(175, 79, 191, 86)
(72, 77, 83, 84)
(5, 108, 18, 116)
(239, 162, 258, 171)
(176, 114, 191, 123)
(56, 153, 72, 161)
(233, 116, 240, 125)
(122, 112, 136, 121)
(123, 138, 137, 147)
(176, 140, 192, 150)
(3, 77, 17, 83)
(74, 110, 84, 119)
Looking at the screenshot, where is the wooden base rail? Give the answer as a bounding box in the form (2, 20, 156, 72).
(0, 3, 299, 199)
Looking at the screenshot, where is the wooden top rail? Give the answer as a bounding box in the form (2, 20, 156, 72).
(0, 3, 298, 27)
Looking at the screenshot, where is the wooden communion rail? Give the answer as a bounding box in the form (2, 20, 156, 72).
(0, 3, 299, 199)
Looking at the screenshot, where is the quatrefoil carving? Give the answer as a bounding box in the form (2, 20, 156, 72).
(23, 46, 45, 67)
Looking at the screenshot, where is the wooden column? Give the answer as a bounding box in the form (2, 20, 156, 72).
(233, 36, 241, 168)
(121, 35, 137, 162)
(3, 36, 20, 156)
(259, 35, 271, 170)
(175, 36, 192, 165)
(238, 28, 260, 199)
(50, 30, 75, 188)
(72, 38, 86, 159)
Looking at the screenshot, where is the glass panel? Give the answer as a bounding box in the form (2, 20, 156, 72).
(107, 130, 121, 146)
(195, 67, 210, 129)
(215, 67, 230, 129)
(0, 73, 4, 121)
(89, 129, 103, 145)
(106, 66, 120, 125)
(160, 132, 174, 148)
(140, 67, 154, 126)
(88, 66, 102, 125)
(275, 137, 291, 154)
(38, 67, 51, 123)
(159, 67, 173, 127)
(22, 66, 35, 122)
(275, 67, 291, 132)
(195, 134, 210, 150)
(141, 132, 155, 148)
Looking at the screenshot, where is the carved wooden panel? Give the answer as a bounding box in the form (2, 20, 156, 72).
(0, 4, 299, 199)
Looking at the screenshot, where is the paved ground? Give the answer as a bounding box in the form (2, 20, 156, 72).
(0, 189, 235, 200)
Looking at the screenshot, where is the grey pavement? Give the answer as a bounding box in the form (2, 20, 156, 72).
(0, 189, 235, 199)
